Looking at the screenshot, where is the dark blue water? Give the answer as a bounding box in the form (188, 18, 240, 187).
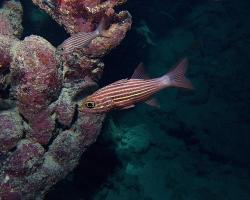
(20, 0, 250, 199)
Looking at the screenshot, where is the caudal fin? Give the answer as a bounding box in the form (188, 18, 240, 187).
(96, 17, 106, 35)
(164, 57, 193, 89)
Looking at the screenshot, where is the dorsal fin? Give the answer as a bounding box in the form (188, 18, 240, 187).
(131, 62, 149, 79)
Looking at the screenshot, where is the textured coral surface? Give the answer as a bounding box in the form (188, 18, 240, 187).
(0, 0, 131, 199)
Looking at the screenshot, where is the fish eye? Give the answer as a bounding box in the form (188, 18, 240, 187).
(85, 101, 95, 109)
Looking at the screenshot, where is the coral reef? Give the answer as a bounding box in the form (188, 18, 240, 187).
(0, 0, 131, 199)
(0, 0, 23, 38)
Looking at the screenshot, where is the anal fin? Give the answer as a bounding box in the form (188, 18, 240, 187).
(120, 105, 135, 110)
(145, 98, 160, 108)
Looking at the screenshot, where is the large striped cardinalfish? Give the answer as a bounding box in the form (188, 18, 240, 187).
(58, 18, 106, 55)
(79, 58, 193, 114)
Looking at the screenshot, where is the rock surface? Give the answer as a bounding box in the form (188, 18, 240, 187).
(0, 0, 131, 199)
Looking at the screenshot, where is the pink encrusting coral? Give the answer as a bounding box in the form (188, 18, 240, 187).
(0, 111, 23, 152)
(0, 0, 22, 94)
(0, 0, 23, 38)
(33, 0, 132, 84)
(0, 35, 17, 76)
(0, 0, 131, 199)
(10, 36, 61, 145)
(0, 13, 14, 36)
(33, 0, 128, 33)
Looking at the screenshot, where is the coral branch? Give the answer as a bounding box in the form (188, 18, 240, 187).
(0, 0, 131, 198)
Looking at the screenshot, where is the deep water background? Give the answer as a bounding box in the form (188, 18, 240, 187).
(20, 0, 250, 199)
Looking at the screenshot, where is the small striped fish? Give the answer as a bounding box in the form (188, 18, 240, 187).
(42, 0, 56, 9)
(79, 58, 193, 113)
(58, 18, 105, 54)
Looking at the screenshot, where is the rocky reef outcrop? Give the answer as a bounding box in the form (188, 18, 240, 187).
(0, 0, 131, 199)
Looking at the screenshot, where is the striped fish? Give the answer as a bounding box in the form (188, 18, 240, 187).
(79, 58, 193, 113)
(42, 0, 56, 9)
(58, 18, 106, 54)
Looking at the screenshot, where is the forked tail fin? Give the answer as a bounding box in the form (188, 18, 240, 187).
(95, 17, 106, 35)
(163, 57, 193, 89)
